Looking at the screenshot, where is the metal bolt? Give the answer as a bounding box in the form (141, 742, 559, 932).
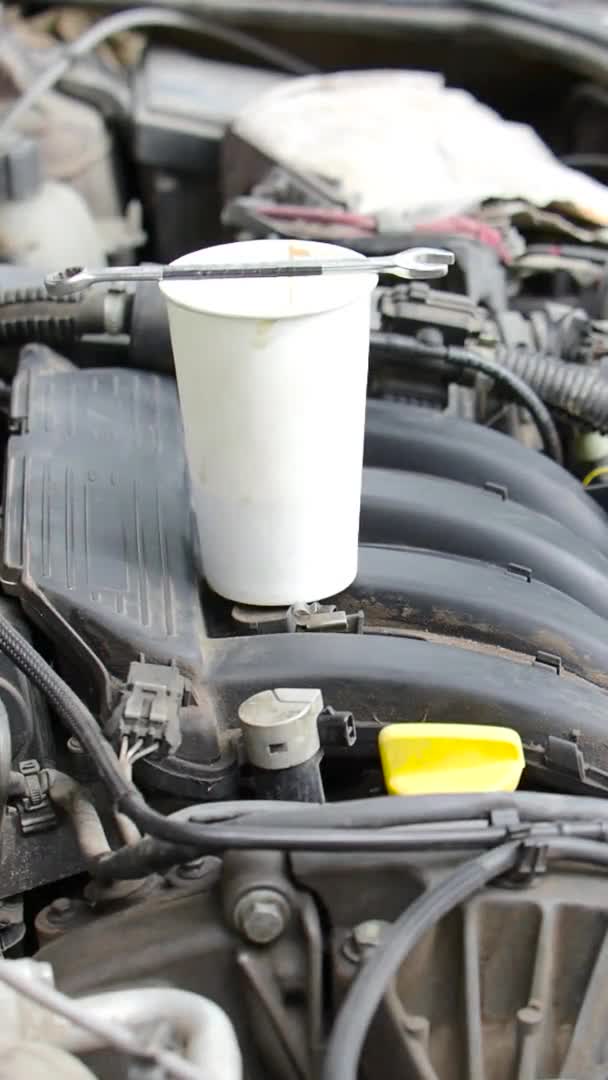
(477, 330, 498, 347)
(417, 326, 444, 348)
(342, 919, 391, 963)
(233, 888, 289, 945)
(177, 857, 216, 881)
(50, 897, 71, 915)
(517, 1002, 543, 1029)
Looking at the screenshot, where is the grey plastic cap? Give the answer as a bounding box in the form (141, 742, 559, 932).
(0, 134, 42, 202)
(238, 688, 323, 770)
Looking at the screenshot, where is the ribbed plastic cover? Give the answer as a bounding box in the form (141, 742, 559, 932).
(0, 346, 204, 685)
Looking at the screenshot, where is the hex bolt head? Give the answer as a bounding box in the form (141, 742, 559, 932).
(233, 888, 289, 945)
(342, 919, 392, 963)
(50, 897, 72, 916)
(177, 857, 210, 880)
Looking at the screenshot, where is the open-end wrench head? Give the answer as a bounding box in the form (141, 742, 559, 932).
(391, 247, 456, 279)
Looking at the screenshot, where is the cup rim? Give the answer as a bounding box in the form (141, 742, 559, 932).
(159, 238, 378, 320)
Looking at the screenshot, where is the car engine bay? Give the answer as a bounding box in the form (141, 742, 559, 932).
(5, 3, 608, 1079)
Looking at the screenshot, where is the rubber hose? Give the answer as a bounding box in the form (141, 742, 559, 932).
(219, 791, 608, 829)
(0, 288, 106, 346)
(0, 287, 56, 303)
(92, 823, 514, 882)
(369, 333, 563, 463)
(493, 344, 608, 433)
(93, 806, 608, 882)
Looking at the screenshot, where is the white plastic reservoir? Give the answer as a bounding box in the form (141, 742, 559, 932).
(160, 238, 377, 606)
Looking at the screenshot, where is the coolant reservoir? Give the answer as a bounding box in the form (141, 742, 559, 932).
(161, 238, 377, 605)
(0, 134, 104, 269)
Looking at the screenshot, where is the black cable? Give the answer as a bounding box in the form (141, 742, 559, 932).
(93, 822, 513, 881)
(117, 798, 512, 856)
(0, 6, 313, 134)
(115, 785, 608, 858)
(92, 814, 608, 883)
(545, 836, 608, 867)
(370, 332, 563, 464)
(491, 344, 608, 437)
(219, 791, 608, 830)
(321, 833, 608, 1080)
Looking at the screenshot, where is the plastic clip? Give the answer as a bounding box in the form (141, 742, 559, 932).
(489, 808, 527, 839)
(503, 839, 549, 889)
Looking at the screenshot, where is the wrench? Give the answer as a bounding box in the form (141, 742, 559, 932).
(44, 247, 455, 298)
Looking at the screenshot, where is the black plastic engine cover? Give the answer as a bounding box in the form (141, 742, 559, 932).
(360, 467, 608, 619)
(4, 345, 608, 694)
(7, 348, 608, 798)
(1, 346, 206, 700)
(365, 399, 608, 551)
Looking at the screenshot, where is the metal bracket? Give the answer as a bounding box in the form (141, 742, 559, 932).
(16, 760, 56, 835)
(119, 661, 188, 752)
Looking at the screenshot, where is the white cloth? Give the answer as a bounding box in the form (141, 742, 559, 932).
(233, 69, 608, 225)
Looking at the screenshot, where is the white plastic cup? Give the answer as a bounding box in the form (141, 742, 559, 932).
(160, 238, 377, 606)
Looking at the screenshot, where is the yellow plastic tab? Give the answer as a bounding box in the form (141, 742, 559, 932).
(379, 723, 524, 796)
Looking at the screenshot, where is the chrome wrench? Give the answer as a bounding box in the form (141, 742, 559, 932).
(44, 247, 455, 298)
